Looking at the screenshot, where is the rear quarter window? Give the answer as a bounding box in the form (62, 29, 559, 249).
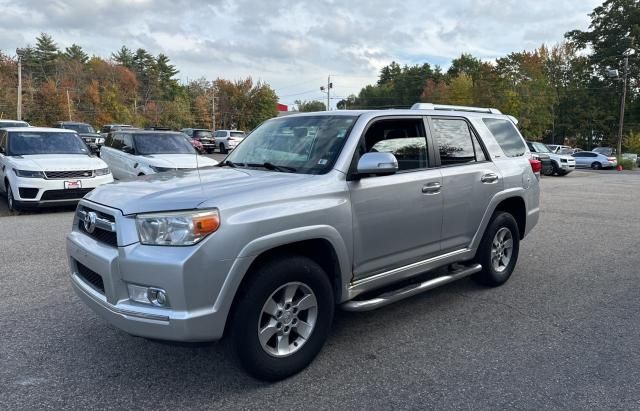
(483, 118, 526, 157)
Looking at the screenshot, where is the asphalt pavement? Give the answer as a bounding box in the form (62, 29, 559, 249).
(1, 171, 640, 409)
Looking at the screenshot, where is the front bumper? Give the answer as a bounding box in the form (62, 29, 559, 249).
(66, 207, 236, 341)
(13, 174, 113, 206)
(559, 162, 575, 172)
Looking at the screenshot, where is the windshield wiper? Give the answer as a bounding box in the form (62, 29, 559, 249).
(219, 160, 239, 168)
(246, 162, 297, 172)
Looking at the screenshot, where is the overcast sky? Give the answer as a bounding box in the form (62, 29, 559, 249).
(1, 0, 601, 108)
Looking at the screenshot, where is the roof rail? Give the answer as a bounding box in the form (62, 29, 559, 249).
(411, 103, 502, 115)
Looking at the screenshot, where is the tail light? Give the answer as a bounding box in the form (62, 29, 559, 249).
(529, 158, 542, 174)
(607, 157, 617, 163)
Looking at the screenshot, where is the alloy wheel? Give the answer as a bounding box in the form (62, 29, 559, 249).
(257, 282, 318, 358)
(491, 227, 513, 273)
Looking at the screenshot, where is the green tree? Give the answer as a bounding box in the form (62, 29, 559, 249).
(64, 44, 88, 64)
(295, 100, 326, 112)
(112, 46, 135, 69)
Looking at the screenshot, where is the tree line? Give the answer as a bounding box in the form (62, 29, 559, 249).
(338, 0, 640, 151)
(0, 34, 278, 131)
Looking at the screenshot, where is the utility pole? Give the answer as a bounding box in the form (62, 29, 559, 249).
(66, 89, 72, 121)
(211, 88, 216, 130)
(320, 76, 333, 111)
(617, 54, 629, 159)
(16, 48, 25, 120)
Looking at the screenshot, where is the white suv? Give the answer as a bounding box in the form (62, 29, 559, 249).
(100, 130, 218, 180)
(214, 130, 246, 153)
(0, 127, 113, 212)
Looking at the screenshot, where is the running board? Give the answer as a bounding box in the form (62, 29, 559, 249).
(341, 264, 482, 312)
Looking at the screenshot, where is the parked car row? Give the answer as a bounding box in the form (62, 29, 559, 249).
(181, 128, 246, 154)
(0, 122, 222, 211)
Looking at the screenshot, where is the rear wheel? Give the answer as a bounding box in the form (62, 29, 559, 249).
(473, 212, 520, 286)
(591, 162, 602, 170)
(230, 255, 334, 381)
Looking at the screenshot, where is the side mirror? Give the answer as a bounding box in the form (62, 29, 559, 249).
(356, 152, 398, 176)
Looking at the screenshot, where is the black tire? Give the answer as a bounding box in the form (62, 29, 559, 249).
(230, 255, 334, 381)
(550, 161, 560, 176)
(591, 162, 602, 170)
(219, 143, 227, 154)
(6, 184, 20, 213)
(473, 211, 520, 286)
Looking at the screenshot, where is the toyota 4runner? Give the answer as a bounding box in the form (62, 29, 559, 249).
(67, 103, 540, 380)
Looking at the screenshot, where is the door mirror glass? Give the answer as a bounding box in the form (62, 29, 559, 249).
(357, 152, 398, 176)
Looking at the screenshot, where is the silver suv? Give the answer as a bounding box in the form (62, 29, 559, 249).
(67, 103, 540, 380)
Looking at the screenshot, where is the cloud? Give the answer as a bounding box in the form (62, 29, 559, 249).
(0, 0, 601, 107)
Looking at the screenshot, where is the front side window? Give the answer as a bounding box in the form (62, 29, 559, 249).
(226, 115, 357, 174)
(133, 133, 195, 155)
(7, 131, 89, 155)
(431, 118, 482, 165)
(483, 118, 526, 157)
(362, 118, 428, 171)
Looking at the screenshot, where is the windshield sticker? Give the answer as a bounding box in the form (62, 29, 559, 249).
(318, 159, 328, 165)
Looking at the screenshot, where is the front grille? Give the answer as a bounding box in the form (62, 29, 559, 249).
(76, 261, 105, 293)
(78, 206, 118, 247)
(45, 170, 94, 179)
(18, 187, 39, 199)
(41, 188, 93, 201)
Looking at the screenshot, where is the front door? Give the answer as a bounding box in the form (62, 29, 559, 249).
(348, 116, 443, 280)
(428, 116, 503, 252)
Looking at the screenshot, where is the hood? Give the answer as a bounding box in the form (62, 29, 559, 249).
(548, 153, 574, 161)
(11, 154, 106, 171)
(85, 167, 314, 215)
(79, 132, 101, 138)
(142, 154, 217, 169)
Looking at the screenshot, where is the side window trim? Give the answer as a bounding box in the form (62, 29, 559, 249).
(427, 115, 490, 168)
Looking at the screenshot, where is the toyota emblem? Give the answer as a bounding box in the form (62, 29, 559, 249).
(83, 211, 97, 234)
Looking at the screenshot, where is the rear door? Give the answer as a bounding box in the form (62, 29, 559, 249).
(428, 116, 502, 252)
(348, 116, 443, 279)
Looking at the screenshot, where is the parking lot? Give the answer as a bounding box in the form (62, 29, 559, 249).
(1, 170, 639, 409)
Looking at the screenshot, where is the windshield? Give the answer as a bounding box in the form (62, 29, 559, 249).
(226, 115, 357, 174)
(230, 131, 246, 138)
(133, 133, 196, 155)
(8, 131, 89, 155)
(531, 142, 551, 153)
(194, 130, 213, 139)
(1, 121, 29, 128)
(62, 123, 95, 134)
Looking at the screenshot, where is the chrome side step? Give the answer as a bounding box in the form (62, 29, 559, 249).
(341, 264, 482, 312)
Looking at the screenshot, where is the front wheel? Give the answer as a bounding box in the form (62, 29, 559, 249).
(219, 143, 227, 154)
(6, 184, 20, 213)
(230, 256, 334, 381)
(473, 212, 520, 286)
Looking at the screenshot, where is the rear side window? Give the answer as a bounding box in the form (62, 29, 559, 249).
(483, 118, 526, 157)
(431, 118, 486, 165)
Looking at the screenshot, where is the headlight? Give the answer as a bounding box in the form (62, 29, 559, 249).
(96, 138, 105, 144)
(14, 169, 45, 178)
(95, 167, 110, 176)
(149, 166, 175, 173)
(136, 209, 220, 246)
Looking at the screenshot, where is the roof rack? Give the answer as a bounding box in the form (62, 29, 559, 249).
(410, 103, 502, 114)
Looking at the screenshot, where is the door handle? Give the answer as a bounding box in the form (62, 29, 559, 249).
(422, 182, 441, 194)
(481, 173, 499, 183)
